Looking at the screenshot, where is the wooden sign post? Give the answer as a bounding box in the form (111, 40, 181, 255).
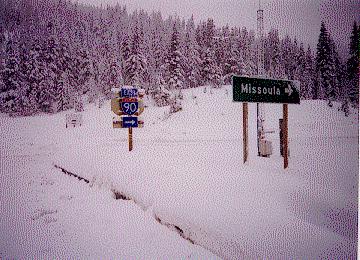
(232, 75, 300, 169)
(243, 103, 248, 163)
(128, 127, 133, 151)
(283, 104, 288, 169)
(112, 87, 145, 152)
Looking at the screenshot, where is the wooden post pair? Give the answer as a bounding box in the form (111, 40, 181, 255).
(242, 103, 288, 169)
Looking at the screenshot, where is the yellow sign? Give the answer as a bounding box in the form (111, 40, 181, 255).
(111, 98, 122, 115)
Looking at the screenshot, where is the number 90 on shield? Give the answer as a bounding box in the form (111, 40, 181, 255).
(121, 101, 138, 115)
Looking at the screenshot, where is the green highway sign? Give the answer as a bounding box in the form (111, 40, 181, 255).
(232, 76, 300, 104)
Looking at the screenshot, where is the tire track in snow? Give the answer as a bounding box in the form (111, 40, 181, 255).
(53, 164, 258, 260)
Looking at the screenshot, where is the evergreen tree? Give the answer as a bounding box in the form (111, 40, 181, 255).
(150, 76, 171, 107)
(104, 56, 121, 97)
(281, 35, 293, 80)
(42, 25, 62, 113)
(0, 36, 20, 113)
(265, 29, 283, 78)
(338, 62, 350, 116)
(78, 48, 92, 94)
(315, 22, 337, 106)
(222, 26, 243, 83)
(166, 22, 185, 92)
(17, 41, 35, 115)
(27, 40, 44, 113)
(243, 29, 258, 76)
(204, 18, 215, 49)
(121, 36, 131, 84)
(56, 71, 71, 112)
(200, 18, 222, 88)
(124, 23, 147, 86)
(0, 0, 319, 115)
(346, 21, 359, 106)
(294, 42, 305, 82)
(219, 25, 230, 80)
(201, 47, 222, 88)
(183, 16, 200, 88)
(56, 41, 73, 111)
(329, 37, 342, 101)
(303, 45, 316, 99)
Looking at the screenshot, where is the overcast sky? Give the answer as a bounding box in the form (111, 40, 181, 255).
(75, 0, 359, 57)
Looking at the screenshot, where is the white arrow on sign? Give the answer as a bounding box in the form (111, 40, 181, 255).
(284, 85, 293, 96)
(128, 120, 135, 125)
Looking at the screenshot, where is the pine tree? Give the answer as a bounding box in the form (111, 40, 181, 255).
(17, 41, 34, 115)
(151, 77, 171, 107)
(124, 23, 147, 86)
(346, 21, 359, 107)
(42, 25, 62, 113)
(121, 36, 131, 84)
(338, 62, 350, 116)
(0, 36, 20, 113)
(265, 29, 283, 78)
(315, 22, 337, 106)
(166, 22, 185, 92)
(241, 29, 258, 76)
(56, 41, 73, 110)
(201, 47, 222, 88)
(303, 46, 316, 99)
(78, 48, 92, 94)
(104, 57, 121, 97)
(183, 15, 200, 88)
(222, 27, 242, 83)
(200, 18, 222, 88)
(294, 43, 306, 82)
(281, 35, 293, 80)
(27, 40, 43, 113)
(56, 71, 72, 112)
(329, 37, 342, 102)
(219, 25, 230, 80)
(204, 18, 215, 49)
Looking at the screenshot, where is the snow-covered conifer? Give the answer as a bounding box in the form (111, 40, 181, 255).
(0, 36, 20, 113)
(121, 36, 131, 84)
(346, 21, 359, 106)
(150, 76, 171, 107)
(183, 15, 200, 88)
(315, 22, 337, 106)
(222, 26, 242, 83)
(124, 22, 147, 86)
(265, 29, 283, 78)
(201, 48, 222, 88)
(302, 46, 316, 99)
(294, 43, 306, 83)
(166, 22, 185, 92)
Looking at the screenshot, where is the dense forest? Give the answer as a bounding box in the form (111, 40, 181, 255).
(0, 0, 358, 116)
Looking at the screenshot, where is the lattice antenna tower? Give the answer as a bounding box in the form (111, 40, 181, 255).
(256, 0, 266, 156)
(257, 0, 265, 76)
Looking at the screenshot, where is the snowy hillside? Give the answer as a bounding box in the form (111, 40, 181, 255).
(1, 85, 358, 259)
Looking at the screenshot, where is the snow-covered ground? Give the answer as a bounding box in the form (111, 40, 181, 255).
(1, 85, 358, 259)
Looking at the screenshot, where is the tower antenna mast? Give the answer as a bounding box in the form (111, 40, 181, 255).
(256, 0, 268, 157)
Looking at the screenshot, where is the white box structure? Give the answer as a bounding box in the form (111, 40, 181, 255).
(66, 113, 83, 128)
(259, 140, 273, 157)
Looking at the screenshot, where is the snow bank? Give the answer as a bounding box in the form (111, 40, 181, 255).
(1, 85, 358, 259)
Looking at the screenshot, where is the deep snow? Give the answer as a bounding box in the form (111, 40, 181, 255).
(0, 85, 358, 259)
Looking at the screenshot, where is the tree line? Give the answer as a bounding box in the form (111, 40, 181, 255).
(0, 0, 358, 116)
